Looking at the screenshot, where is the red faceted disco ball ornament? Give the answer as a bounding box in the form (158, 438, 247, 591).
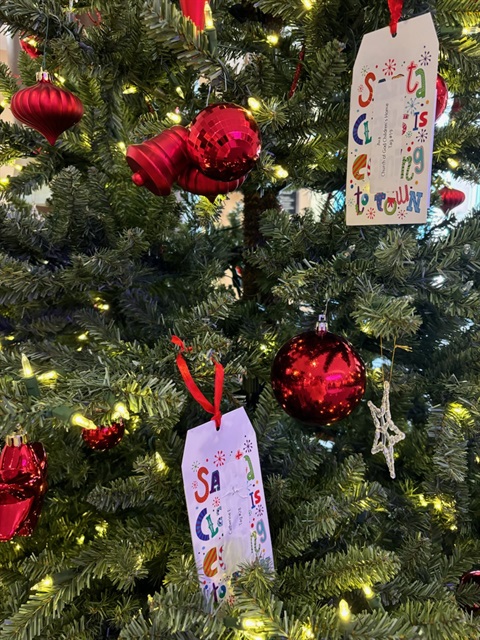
(435, 74, 448, 122)
(459, 570, 480, 613)
(10, 71, 84, 145)
(127, 125, 190, 196)
(81, 421, 125, 451)
(187, 103, 261, 181)
(177, 165, 246, 200)
(0, 434, 48, 542)
(19, 37, 41, 59)
(271, 328, 366, 427)
(439, 186, 465, 213)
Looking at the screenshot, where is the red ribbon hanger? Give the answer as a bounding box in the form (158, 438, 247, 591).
(388, 0, 404, 36)
(171, 336, 224, 429)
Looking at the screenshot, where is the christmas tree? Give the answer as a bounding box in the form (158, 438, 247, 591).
(1, 0, 480, 638)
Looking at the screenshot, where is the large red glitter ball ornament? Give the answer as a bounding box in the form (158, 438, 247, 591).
(271, 325, 366, 427)
(127, 125, 190, 196)
(187, 103, 261, 181)
(81, 421, 125, 451)
(179, 0, 206, 30)
(435, 74, 448, 122)
(19, 37, 41, 59)
(459, 570, 480, 613)
(0, 434, 48, 541)
(10, 71, 84, 145)
(177, 166, 246, 200)
(439, 186, 465, 213)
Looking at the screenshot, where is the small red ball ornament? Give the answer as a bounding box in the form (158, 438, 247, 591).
(459, 570, 480, 613)
(81, 421, 125, 451)
(439, 186, 465, 213)
(10, 71, 84, 145)
(179, 0, 206, 30)
(187, 103, 261, 181)
(177, 166, 246, 200)
(271, 318, 366, 427)
(127, 125, 190, 196)
(435, 74, 448, 122)
(0, 434, 48, 541)
(19, 37, 41, 59)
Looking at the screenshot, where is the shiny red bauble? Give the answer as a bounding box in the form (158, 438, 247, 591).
(439, 186, 465, 213)
(179, 0, 206, 30)
(19, 37, 41, 59)
(435, 74, 448, 122)
(81, 421, 125, 451)
(127, 125, 190, 196)
(177, 166, 246, 200)
(11, 71, 84, 145)
(187, 103, 261, 181)
(0, 434, 48, 541)
(271, 329, 366, 427)
(459, 570, 480, 613)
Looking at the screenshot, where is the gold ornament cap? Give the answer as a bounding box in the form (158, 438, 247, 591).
(36, 70, 50, 82)
(6, 433, 28, 447)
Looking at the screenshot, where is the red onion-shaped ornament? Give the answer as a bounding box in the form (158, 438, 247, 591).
(0, 434, 48, 541)
(271, 321, 366, 428)
(127, 125, 190, 196)
(435, 74, 448, 122)
(177, 166, 246, 200)
(187, 103, 261, 181)
(82, 421, 125, 451)
(179, 0, 206, 29)
(19, 37, 41, 59)
(459, 570, 480, 613)
(10, 71, 84, 145)
(439, 186, 465, 213)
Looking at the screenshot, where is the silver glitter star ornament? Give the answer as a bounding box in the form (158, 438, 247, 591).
(368, 381, 405, 479)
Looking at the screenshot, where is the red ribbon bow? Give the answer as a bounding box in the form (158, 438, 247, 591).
(388, 0, 404, 37)
(172, 336, 224, 429)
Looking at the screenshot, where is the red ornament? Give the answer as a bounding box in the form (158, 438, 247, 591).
(459, 570, 480, 613)
(0, 434, 48, 541)
(19, 37, 41, 59)
(177, 166, 246, 200)
(179, 0, 206, 30)
(451, 97, 463, 115)
(435, 74, 448, 122)
(127, 125, 190, 196)
(81, 421, 125, 451)
(271, 323, 366, 427)
(187, 103, 261, 181)
(10, 71, 84, 145)
(439, 186, 465, 213)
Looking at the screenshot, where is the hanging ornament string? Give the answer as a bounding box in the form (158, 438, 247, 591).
(171, 336, 224, 429)
(387, 0, 404, 37)
(288, 45, 305, 99)
(42, 4, 50, 71)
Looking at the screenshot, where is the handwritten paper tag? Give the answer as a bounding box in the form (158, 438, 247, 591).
(346, 13, 439, 225)
(182, 407, 273, 606)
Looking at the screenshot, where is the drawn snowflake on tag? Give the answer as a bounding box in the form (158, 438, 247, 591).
(192, 480, 198, 489)
(406, 97, 419, 115)
(419, 50, 431, 66)
(397, 209, 407, 220)
(191, 460, 200, 472)
(214, 450, 226, 467)
(383, 58, 396, 76)
(257, 504, 264, 517)
(361, 65, 369, 76)
(243, 439, 253, 453)
(212, 497, 221, 508)
(358, 84, 364, 93)
(235, 449, 243, 460)
(416, 130, 428, 143)
(366, 207, 376, 220)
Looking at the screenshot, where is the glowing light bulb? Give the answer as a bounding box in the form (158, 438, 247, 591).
(266, 33, 279, 46)
(176, 86, 185, 98)
(117, 142, 127, 153)
(362, 585, 374, 599)
(242, 618, 264, 630)
(33, 576, 53, 590)
(77, 333, 88, 342)
(56, 75, 66, 85)
(338, 599, 351, 622)
(112, 402, 130, 421)
(0, 177, 10, 187)
(14, 164, 23, 172)
(248, 97, 261, 111)
(95, 522, 108, 536)
(273, 165, 289, 179)
(463, 25, 480, 35)
(38, 370, 59, 383)
(76, 535, 85, 545)
(155, 452, 166, 471)
(21, 354, 34, 378)
(447, 157, 459, 169)
(166, 111, 182, 124)
(122, 85, 138, 94)
(433, 497, 443, 511)
(204, 2, 215, 29)
(70, 413, 97, 431)
(302, 0, 314, 8)
(301, 624, 314, 639)
(0, 100, 8, 108)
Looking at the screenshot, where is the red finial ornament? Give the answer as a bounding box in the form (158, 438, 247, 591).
(435, 74, 448, 122)
(10, 71, 84, 145)
(81, 421, 125, 451)
(439, 186, 465, 213)
(179, 0, 206, 30)
(19, 37, 41, 59)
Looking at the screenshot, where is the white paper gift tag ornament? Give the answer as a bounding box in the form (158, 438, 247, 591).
(172, 337, 273, 606)
(346, 13, 439, 225)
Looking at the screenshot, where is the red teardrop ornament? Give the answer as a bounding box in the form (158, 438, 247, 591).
(439, 186, 465, 213)
(19, 37, 41, 59)
(435, 74, 448, 122)
(0, 435, 48, 542)
(179, 0, 206, 30)
(127, 126, 190, 196)
(177, 166, 246, 199)
(81, 421, 125, 451)
(271, 328, 366, 428)
(187, 103, 261, 181)
(10, 71, 84, 145)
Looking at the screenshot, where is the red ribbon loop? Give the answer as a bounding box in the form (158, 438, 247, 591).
(388, 0, 404, 36)
(171, 336, 224, 429)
